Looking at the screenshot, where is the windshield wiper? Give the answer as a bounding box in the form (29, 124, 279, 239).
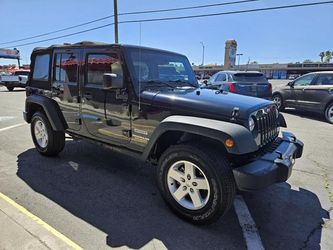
(168, 79, 197, 88)
(142, 80, 176, 89)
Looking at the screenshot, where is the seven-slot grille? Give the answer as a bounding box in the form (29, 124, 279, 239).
(255, 106, 279, 147)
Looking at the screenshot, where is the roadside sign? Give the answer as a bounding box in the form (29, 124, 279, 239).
(0, 48, 20, 59)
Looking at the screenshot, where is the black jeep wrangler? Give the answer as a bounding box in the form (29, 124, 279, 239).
(24, 41, 303, 224)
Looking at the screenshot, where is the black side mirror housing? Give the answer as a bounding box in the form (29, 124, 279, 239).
(103, 73, 123, 89)
(287, 81, 294, 87)
(203, 79, 208, 85)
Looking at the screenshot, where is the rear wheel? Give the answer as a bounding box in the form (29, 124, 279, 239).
(31, 112, 65, 156)
(156, 144, 236, 224)
(273, 94, 284, 111)
(6, 86, 14, 91)
(325, 103, 333, 124)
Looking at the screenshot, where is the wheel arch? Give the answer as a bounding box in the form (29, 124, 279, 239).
(25, 95, 68, 131)
(142, 115, 258, 161)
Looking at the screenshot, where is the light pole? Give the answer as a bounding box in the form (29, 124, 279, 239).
(236, 53, 243, 70)
(114, 0, 119, 44)
(200, 42, 205, 66)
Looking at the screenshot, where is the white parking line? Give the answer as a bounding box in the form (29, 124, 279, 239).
(234, 195, 265, 250)
(0, 116, 15, 122)
(0, 123, 26, 132)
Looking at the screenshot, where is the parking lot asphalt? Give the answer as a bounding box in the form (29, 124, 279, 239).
(0, 84, 332, 250)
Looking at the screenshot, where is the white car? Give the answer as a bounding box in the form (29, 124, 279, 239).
(0, 70, 29, 91)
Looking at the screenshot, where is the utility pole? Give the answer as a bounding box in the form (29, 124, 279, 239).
(236, 53, 243, 70)
(200, 42, 205, 66)
(114, 0, 119, 43)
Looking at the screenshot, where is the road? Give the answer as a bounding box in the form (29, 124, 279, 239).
(0, 85, 332, 250)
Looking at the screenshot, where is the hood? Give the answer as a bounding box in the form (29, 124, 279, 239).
(141, 87, 272, 121)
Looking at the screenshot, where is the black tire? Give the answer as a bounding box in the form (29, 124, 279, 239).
(31, 111, 65, 156)
(156, 144, 236, 225)
(324, 103, 333, 124)
(7, 86, 14, 91)
(273, 93, 284, 111)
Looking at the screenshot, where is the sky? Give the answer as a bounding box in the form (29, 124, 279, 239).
(0, 0, 332, 66)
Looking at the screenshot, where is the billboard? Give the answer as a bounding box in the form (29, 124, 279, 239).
(0, 48, 20, 59)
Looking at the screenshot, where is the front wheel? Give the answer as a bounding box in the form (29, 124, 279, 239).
(31, 112, 65, 156)
(156, 144, 236, 224)
(325, 103, 333, 124)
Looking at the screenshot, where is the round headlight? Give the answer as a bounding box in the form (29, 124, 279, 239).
(249, 117, 255, 131)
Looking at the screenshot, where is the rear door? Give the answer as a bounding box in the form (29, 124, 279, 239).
(231, 73, 271, 98)
(52, 49, 81, 131)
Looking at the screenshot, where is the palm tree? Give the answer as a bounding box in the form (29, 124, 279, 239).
(319, 52, 325, 63)
(325, 51, 332, 63)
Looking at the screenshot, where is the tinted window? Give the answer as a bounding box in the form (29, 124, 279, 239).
(208, 72, 218, 84)
(54, 53, 78, 83)
(232, 73, 266, 82)
(32, 54, 50, 81)
(294, 74, 316, 86)
(86, 53, 123, 86)
(316, 74, 333, 85)
(215, 73, 227, 82)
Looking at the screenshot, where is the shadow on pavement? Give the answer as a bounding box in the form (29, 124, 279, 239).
(242, 183, 329, 250)
(16, 141, 329, 249)
(16, 141, 245, 249)
(282, 109, 326, 123)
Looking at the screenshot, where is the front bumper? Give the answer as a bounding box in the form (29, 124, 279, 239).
(233, 131, 304, 191)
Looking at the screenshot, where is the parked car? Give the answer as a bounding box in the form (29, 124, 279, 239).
(273, 71, 333, 124)
(0, 70, 30, 91)
(24, 41, 303, 224)
(203, 71, 272, 99)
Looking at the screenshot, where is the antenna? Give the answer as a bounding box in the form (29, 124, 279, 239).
(138, 22, 142, 111)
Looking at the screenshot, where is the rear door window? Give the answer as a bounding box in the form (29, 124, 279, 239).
(315, 74, 333, 85)
(232, 73, 266, 82)
(54, 52, 79, 83)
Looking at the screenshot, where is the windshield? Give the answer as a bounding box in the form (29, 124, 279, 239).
(232, 73, 267, 82)
(125, 47, 198, 92)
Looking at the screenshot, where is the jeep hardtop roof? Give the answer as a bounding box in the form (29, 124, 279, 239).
(32, 41, 185, 57)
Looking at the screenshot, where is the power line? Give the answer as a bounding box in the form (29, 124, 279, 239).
(7, 1, 333, 48)
(119, 1, 333, 24)
(0, 0, 260, 46)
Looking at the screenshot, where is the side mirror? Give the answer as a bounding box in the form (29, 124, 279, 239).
(103, 73, 123, 89)
(287, 81, 294, 88)
(203, 79, 208, 85)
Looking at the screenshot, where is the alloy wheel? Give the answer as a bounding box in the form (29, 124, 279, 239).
(167, 160, 211, 210)
(34, 119, 48, 148)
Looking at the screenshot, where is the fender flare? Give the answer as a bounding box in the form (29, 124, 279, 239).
(142, 115, 258, 160)
(25, 95, 68, 131)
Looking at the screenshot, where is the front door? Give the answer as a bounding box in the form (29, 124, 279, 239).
(52, 49, 81, 131)
(293, 74, 317, 110)
(81, 48, 131, 145)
